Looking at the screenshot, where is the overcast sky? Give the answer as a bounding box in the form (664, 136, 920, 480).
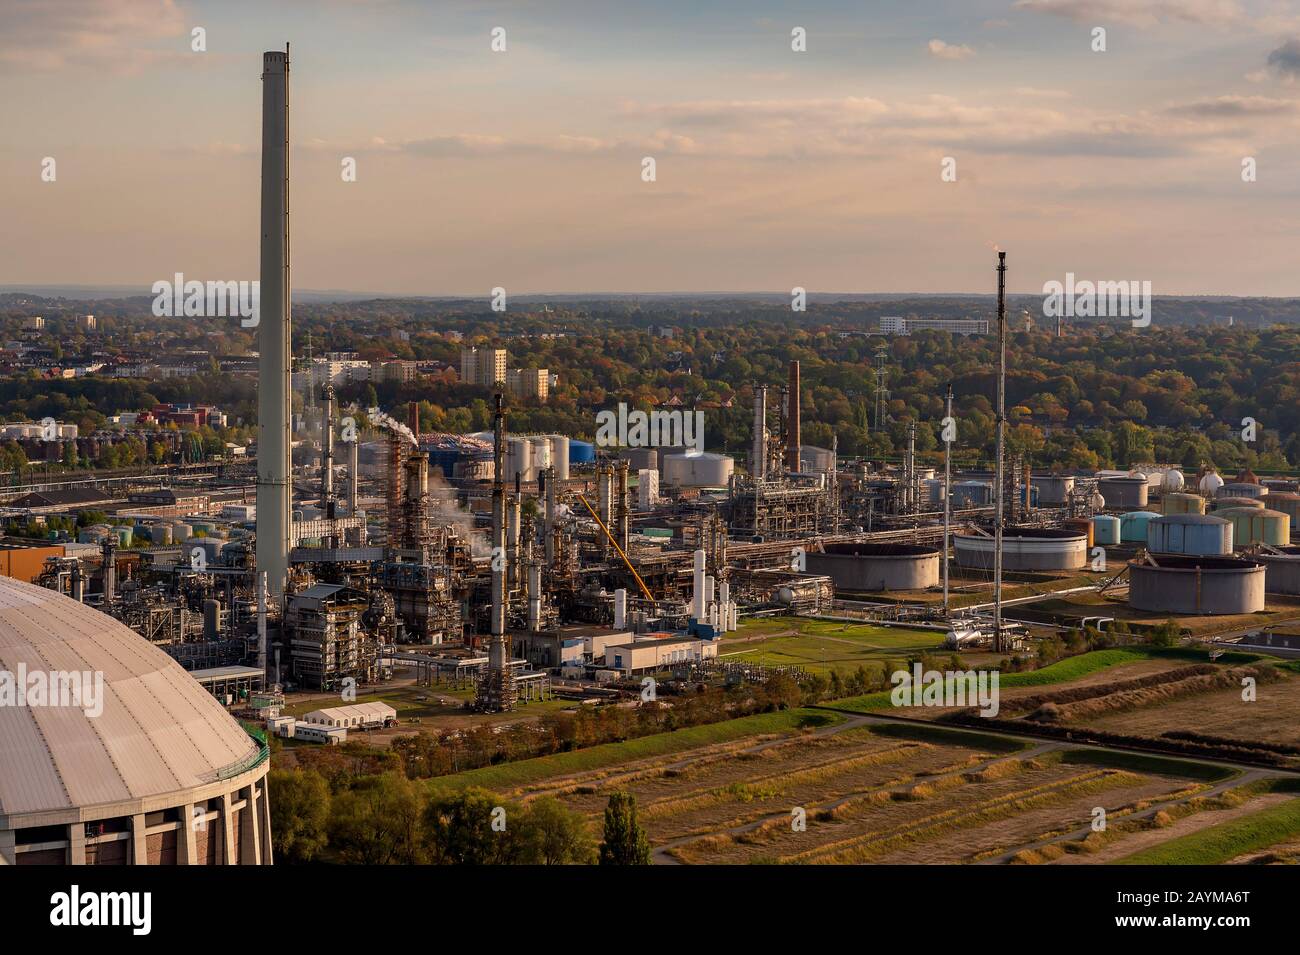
(4, 0, 1300, 296)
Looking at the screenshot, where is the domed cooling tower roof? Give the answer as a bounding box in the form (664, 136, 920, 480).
(0, 576, 259, 817)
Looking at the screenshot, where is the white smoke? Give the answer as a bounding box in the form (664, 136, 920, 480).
(367, 406, 418, 447)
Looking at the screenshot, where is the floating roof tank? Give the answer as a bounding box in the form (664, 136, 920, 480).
(1161, 492, 1206, 516)
(1128, 555, 1265, 615)
(954, 527, 1087, 571)
(1219, 482, 1266, 500)
(806, 543, 940, 592)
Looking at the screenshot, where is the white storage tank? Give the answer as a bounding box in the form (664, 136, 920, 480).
(547, 435, 570, 480)
(661, 452, 734, 487)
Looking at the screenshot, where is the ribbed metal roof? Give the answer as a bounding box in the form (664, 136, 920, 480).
(0, 576, 259, 817)
(1151, 513, 1229, 525)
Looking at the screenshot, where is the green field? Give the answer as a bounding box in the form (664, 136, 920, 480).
(426, 707, 842, 795)
(720, 618, 942, 675)
(1115, 795, 1300, 864)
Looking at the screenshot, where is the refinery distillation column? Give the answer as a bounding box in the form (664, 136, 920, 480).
(256, 47, 292, 603)
(993, 251, 1007, 653)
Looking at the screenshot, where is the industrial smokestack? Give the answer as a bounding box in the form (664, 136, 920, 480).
(786, 360, 801, 472)
(101, 537, 116, 604)
(544, 465, 556, 564)
(320, 383, 335, 511)
(256, 47, 292, 603)
(752, 384, 767, 480)
(257, 571, 268, 678)
(347, 434, 359, 515)
(490, 394, 507, 644)
(408, 400, 419, 438)
(614, 588, 627, 630)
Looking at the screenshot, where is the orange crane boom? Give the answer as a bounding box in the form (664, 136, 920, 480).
(576, 493, 654, 601)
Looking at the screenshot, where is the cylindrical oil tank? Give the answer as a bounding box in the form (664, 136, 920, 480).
(799, 445, 836, 472)
(1031, 475, 1075, 506)
(622, 447, 658, 472)
(924, 478, 946, 504)
(1262, 492, 1300, 525)
(1092, 514, 1121, 545)
(1218, 482, 1265, 500)
(951, 480, 992, 507)
(1211, 496, 1264, 512)
(172, 522, 192, 541)
(954, 527, 1087, 571)
(1064, 518, 1094, 549)
(805, 542, 940, 592)
(548, 435, 570, 480)
(1128, 555, 1265, 615)
(528, 436, 552, 475)
(1098, 476, 1148, 509)
(152, 524, 173, 546)
(1161, 492, 1206, 516)
(1218, 507, 1290, 547)
(1119, 511, 1160, 543)
(1146, 514, 1232, 556)
(568, 440, 596, 465)
(1259, 546, 1300, 594)
(661, 452, 734, 487)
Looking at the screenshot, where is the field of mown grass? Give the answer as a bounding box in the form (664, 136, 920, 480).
(720, 618, 941, 675)
(1114, 794, 1300, 864)
(426, 707, 841, 795)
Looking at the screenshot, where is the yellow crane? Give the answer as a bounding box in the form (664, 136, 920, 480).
(576, 493, 654, 601)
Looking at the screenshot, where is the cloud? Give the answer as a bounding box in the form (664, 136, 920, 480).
(1166, 95, 1297, 117)
(1014, 0, 1244, 28)
(1268, 37, 1300, 80)
(927, 39, 975, 60)
(0, 0, 188, 72)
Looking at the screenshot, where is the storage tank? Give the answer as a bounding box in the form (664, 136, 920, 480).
(954, 527, 1087, 571)
(568, 440, 596, 465)
(547, 435, 570, 480)
(805, 543, 940, 592)
(504, 436, 534, 484)
(152, 524, 173, 546)
(1161, 492, 1206, 516)
(528, 436, 552, 476)
(622, 447, 658, 472)
(799, 445, 836, 472)
(1098, 476, 1149, 509)
(1063, 518, 1094, 549)
(1161, 469, 1185, 492)
(661, 452, 734, 487)
(1146, 514, 1232, 556)
(951, 480, 992, 507)
(924, 478, 946, 504)
(1218, 507, 1291, 547)
(1199, 471, 1225, 496)
(172, 522, 192, 541)
(1258, 546, 1300, 595)
(1031, 475, 1075, 506)
(1219, 482, 1265, 500)
(1092, 514, 1121, 545)
(1261, 492, 1300, 525)
(1119, 511, 1160, 543)
(1211, 496, 1264, 512)
(1128, 555, 1265, 615)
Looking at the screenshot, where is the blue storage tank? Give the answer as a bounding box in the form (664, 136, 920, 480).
(1120, 510, 1161, 543)
(1147, 514, 1233, 556)
(569, 440, 596, 464)
(1092, 514, 1121, 545)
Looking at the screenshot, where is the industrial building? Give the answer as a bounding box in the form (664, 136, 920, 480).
(0, 576, 271, 865)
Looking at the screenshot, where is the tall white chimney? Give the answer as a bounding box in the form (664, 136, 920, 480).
(692, 549, 706, 620)
(614, 588, 627, 630)
(256, 48, 292, 603)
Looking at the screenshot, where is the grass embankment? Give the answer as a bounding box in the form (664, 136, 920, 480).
(1057, 748, 1235, 782)
(1114, 792, 1300, 865)
(818, 648, 1154, 715)
(426, 708, 841, 795)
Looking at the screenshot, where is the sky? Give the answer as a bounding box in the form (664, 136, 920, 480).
(4, 0, 1300, 296)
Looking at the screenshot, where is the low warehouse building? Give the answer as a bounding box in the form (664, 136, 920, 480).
(805, 542, 940, 592)
(302, 701, 397, 729)
(1128, 555, 1265, 615)
(606, 636, 718, 674)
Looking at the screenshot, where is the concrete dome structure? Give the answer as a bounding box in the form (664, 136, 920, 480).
(0, 576, 271, 865)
